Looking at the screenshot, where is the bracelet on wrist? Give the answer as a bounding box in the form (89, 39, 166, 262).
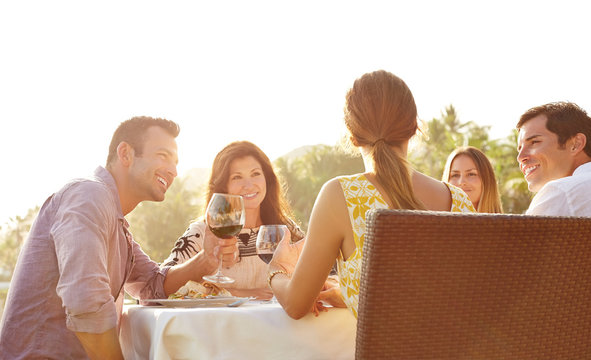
(267, 270, 290, 288)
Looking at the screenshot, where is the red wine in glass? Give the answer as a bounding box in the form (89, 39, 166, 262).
(257, 253, 274, 263)
(203, 193, 245, 284)
(211, 225, 244, 239)
(256, 225, 288, 264)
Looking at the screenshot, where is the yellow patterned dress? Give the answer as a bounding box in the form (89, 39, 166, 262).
(336, 174, 476, 318)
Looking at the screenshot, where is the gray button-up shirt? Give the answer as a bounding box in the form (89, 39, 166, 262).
(0, 166, 170, 359)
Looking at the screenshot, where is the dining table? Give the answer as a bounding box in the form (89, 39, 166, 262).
(119, 299, 357, 360)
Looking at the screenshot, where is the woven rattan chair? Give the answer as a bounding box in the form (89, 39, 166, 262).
(356, 209, 591, 360)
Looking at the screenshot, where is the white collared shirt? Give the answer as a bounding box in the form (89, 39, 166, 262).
(526, 162, 591, 216)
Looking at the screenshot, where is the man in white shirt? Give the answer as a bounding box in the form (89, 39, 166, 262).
(516, 101, 591, 216)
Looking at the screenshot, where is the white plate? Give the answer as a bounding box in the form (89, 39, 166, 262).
(143, 297, 249, 308)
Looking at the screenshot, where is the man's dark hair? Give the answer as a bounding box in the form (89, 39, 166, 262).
(106, 116, 180, 165)
(517, 101, 591, 157)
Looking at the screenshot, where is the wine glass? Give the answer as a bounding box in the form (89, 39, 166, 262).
(256, 225, 288, 303)
(203, 193, 245, 284)
(256, 225, 288, 264)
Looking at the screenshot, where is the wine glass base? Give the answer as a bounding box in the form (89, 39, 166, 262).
(203, 274, 235, 284)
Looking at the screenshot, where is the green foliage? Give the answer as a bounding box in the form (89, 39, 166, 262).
(127, 176, 203, 262)
(410, 105, 491, 178)
(274, 145, 365, 229)
(410, 105, 530, 214)
(0, 107, 535, 314)
(0, 207, 39, 281)
(0, 288, 8, 320)
(487, 131, 533, 213)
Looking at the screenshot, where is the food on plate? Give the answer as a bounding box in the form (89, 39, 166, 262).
(168, 280, 232, 299)
(202, 282, 232, 297)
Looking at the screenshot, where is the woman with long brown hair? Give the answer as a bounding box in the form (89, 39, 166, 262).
(268, 70, 476, 319)
(442, 146, 503, 213)
(163, 141, 303, 299)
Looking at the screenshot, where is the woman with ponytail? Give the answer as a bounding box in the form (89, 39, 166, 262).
(268, 70, 476, 319)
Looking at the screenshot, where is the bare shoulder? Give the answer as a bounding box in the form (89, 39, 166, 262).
(323, 176, 344, 191)
(310, 177, 349, 225)
(307, 176, 352, 255)
(412, 171, 452, 211)
(316, 177, 345, 203)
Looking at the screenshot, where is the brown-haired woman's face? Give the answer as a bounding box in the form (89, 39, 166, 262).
(226, 156, 267, 211)
(448, 155, 483, 209)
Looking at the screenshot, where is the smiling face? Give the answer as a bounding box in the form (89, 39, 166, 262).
(517, 115, 575, 192)
(226, 156, 267, 211)
(128, 126, 178, 202)
(448, 154, 483, 209)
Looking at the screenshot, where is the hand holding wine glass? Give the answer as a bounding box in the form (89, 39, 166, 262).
(202, 227, 239, 271)
(203, 193, 245, 284)
(265, 229, 305, 276)
(256, 225, 289, 303)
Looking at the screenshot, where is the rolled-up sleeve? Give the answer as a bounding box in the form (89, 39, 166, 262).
(125, 241, 170, 299)
(51, 182, 118, 333)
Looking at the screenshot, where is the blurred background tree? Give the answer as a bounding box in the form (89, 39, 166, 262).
(0, 207, 39, 281)
(487, 131, 533, 213)
(0, 207, 39, 319)
(410, 105, 530, 214)
(0, 104, 534, 315)
(274, 145, 364, 229)
(0, 108, 532, 271)
(410, 105, 492, 177)
(127, 176, 204, 262)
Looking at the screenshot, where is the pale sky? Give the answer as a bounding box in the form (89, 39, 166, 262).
(1, 0, 590, 225)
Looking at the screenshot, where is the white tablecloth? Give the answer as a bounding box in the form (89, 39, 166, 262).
(120, 301, 356, 360)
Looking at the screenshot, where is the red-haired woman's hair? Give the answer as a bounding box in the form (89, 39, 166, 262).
(206, 141, 300, 236)
(344, 70, 424, 209)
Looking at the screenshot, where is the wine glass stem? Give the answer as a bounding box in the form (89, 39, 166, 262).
(214, 252, 224, 276)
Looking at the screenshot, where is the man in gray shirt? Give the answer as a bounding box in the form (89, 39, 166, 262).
(0, 116, 238, 359)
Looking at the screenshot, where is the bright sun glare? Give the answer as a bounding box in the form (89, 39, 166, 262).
(1, 0, 590, 224)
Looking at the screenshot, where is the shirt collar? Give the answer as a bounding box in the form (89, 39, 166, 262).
(93, 166, 126, 225)
(573, 161, 591, 176)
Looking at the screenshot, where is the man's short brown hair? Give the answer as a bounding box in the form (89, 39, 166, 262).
(517, 102, 591, 157)
(106, 116, 180, 165)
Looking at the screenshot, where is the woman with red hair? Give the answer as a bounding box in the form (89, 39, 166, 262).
(268, 70, 476, 319)
(163, 141, 304, 300)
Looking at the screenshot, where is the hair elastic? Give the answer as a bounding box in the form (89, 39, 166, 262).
(372, 138, 387, 146)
